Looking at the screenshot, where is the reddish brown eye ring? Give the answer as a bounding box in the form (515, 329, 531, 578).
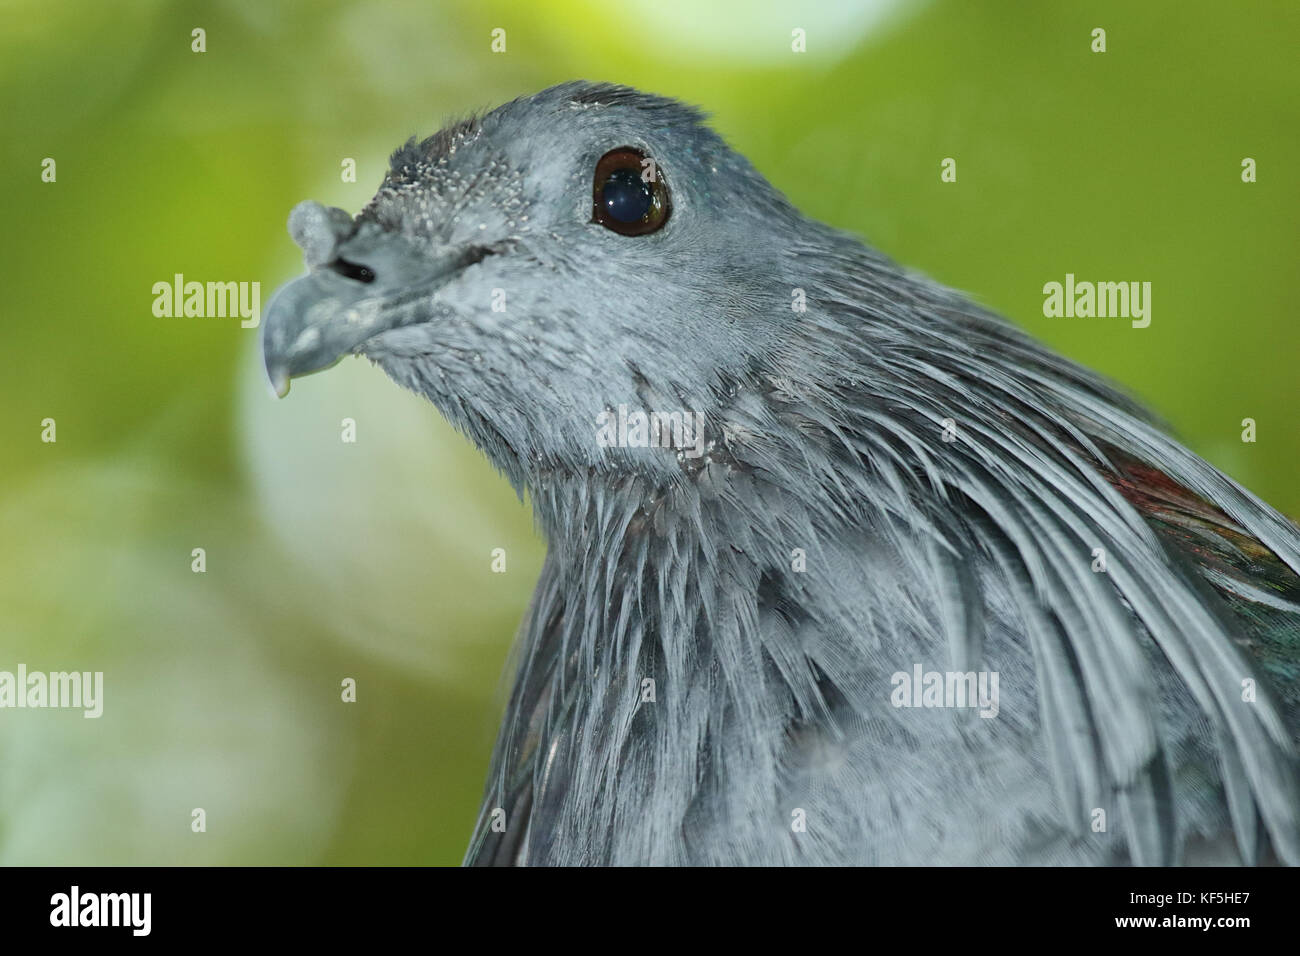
(591, 147, 670, 236)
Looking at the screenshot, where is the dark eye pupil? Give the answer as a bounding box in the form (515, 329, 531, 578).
(601, 168, 652, 223)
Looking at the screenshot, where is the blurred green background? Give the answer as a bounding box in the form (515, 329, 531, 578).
(1, 0, 1296, 864)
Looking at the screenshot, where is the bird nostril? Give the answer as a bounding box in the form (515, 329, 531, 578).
(330, 258, 376, 283)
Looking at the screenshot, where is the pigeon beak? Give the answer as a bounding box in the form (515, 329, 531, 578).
(260, 271, 375, 398)
(261, 200, 500, 399)
(262, 200, 387, 398)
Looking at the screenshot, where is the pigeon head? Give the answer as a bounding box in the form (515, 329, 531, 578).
(262, 81, 809, 493)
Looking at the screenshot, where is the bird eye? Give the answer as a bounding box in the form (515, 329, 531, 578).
(592, 147, 670, 236)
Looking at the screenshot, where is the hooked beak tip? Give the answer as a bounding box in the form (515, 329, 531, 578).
(266, 363, 291, 399)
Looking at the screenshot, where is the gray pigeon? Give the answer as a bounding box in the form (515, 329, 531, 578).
(261, 82, 1300, 866)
